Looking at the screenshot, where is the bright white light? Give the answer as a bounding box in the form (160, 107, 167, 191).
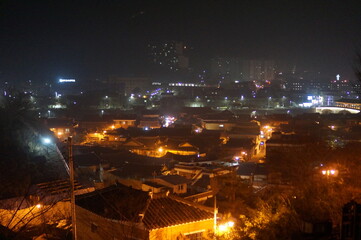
(42, 138, 51, 144)
(59, 79, 75, 83)
(36, 204, 42, 209)
(227, 221, 235, 227)
(218, 224, 227, 232)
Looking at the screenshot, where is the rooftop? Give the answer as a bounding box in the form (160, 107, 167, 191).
(155, 175, 190, 185)
(76, 185, 213, 229)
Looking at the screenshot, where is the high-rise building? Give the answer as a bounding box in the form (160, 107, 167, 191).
(210, 57, 243, 82)
(247, 60, 276, 81)
(147, 41, 189, 72)
(210, 58, 276, 82)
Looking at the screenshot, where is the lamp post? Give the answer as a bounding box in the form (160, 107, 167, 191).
(68, 137, 77, 240)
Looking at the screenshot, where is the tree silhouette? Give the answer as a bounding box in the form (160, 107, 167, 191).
(0, 93, 72, 239)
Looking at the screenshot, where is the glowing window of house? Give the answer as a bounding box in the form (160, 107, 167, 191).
(185, 231, 204, 240)
(65, 128, 70, 132)
(219, 124, 224, 128)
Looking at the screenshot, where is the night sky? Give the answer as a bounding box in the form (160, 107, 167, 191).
(0, 0, 360, 83)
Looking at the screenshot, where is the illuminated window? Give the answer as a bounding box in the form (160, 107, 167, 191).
(185, 231, 203, 240)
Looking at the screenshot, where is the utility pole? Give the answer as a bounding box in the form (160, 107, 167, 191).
(68, 137, 77, 240)
(214, 194, 217, 232)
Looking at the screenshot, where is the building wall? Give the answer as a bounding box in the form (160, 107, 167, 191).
(138, 120, 161, 129)
(131, 149, 167, 158)
(203, 122, 236, 131)
(113, 120, 137, 129)
(76, 206, 149, 240)
(149, 219, 214, 240)
(152, 179, 187, 194)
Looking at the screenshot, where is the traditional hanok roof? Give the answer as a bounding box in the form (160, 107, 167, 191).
(142, 181, 166, 189)
(143, 195, 213, 229)
(74, 152, 102, 167)
(123, 136, 163, 149)
(154, 175, 190, 185)
(76, 185, 214, 230)
(31, 179, 84, 196)
(179, 107, 214, 116)
(166, 139, 199, 152)
(236, 163, 268, 176)
(224, 138, 254, 148)
(200, 110, 235, 121)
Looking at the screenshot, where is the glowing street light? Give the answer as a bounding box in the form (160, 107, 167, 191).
(216, 221, 235, 235)
(42, 137, 52, 145)
(321, 169, 338, 177)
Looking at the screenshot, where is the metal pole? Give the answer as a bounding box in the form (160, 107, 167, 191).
(214, 194, 217, 231)
(68, 137, 77, 240)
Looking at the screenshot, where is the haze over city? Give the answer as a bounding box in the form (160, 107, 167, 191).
(1, 1, 361, 240)
(1, 0, 360, 82)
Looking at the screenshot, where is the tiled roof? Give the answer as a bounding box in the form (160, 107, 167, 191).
(143, 181, 166, 189)
(74, 153, 102, 167)
(76, 186, 149, 221)
(224, 138, 254, 148)
(143, 196, 213, 229)
(155, 175, 190, 185)
(76, 185, 213, 230)
(32, 179, 83, 195)
(237, 163, 268, 176)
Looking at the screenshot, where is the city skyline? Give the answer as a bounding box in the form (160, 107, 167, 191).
(0, 0, 360, 83)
